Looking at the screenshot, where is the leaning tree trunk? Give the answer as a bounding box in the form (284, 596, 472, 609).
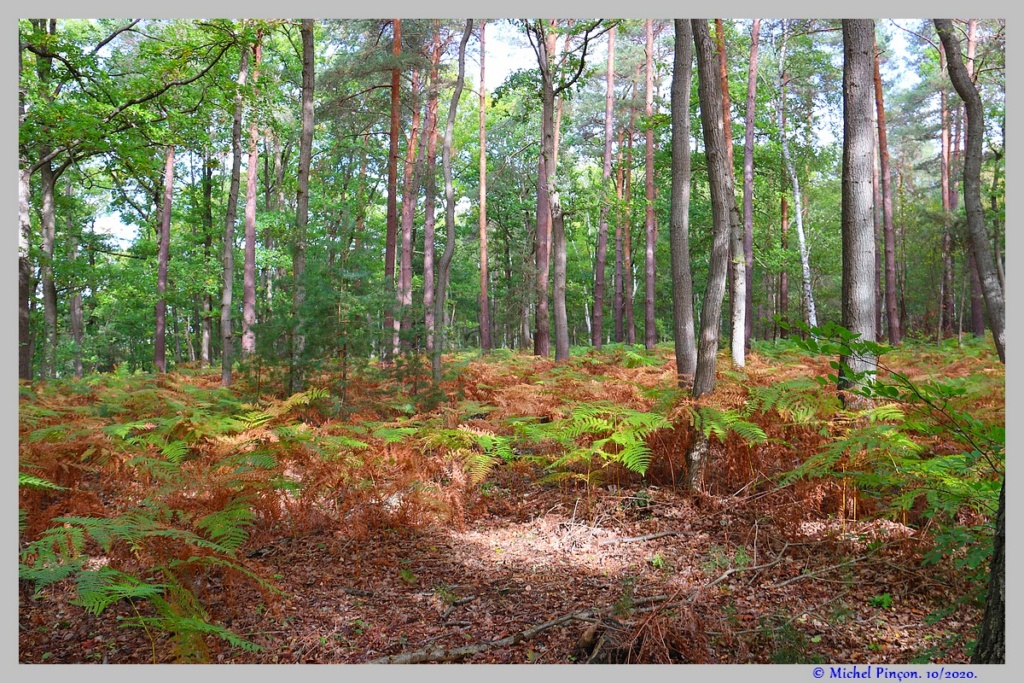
(242, 32, 263, 358)
(592, 25, 615, 350)
(155, 144, 175, 374)
(872, 37, 900, 346)
(935, 20, 1005, 363)
(433, 20, 473, 381)
(741, 18, 760, 352)
(221, 45, 249, 386)
(971, 479, 1005, 663)
(670, 19, 697, 382)
(691, 19, 740, 400)
(838, 20, 877, 391)
(290, 18, 314, 393)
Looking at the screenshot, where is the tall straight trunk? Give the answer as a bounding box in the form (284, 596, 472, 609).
(397, 69, 423, 353)
(534, 154, 552, 357)
(19, 167, 33, 380)
(839, 20, 877, 389)
(434, 20, 473, 380)
(290, 18, 314, 392)
(478, 20, 492, 352)
(716, 19, 743, 366)
(424, 22, 441, 354)
(221, 46, 249, 386)
(242, 32, 263, 357)
(155, 144, 175, 374)
(777, 24, 817, 329)
(623, 122, 636, 346)
(593, 25, 615, 350)
(384, 18, 402, 362)
(67, 185, 83, 378)
(965, 21, 986, 338)
(39, 162, 58, 379)
(872, 120, 883, 340)
(937, 41, 954, 341)
(741, 19, 760, 351)
(873, 37, 900, 346)
(691, 19, 739, 399)
(643, 19, 657, 350)
(613, 131, 625, 342)
(201, 150, 214, 365)
(670, 19, 697, 381)
(779, 195, 790, 337)
(935, 20, 1005, 363)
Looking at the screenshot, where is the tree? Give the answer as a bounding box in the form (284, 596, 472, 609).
(222, 41, 250, 386)
(669, 19, 697, 383)
(242, 29, 264, 358)
(741, 19, 760, 352)
(935, 20, 1005, 363)
(383, 18, 401, 363)
(642, 19, 657, 350)
(971, 480, 1005, 663)
(873, 35, 900, 346)
(591, 26, 615, 350)
(478, 20, 492, 353)
(154, 144, 175, 373)
(290, 18, 314, 393)
(839, 19, 877, 391)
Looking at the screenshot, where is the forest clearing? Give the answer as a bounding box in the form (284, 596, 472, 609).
(18, 17, 1004, 665)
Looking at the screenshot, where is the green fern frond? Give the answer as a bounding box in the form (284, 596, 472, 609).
(161, 440, 190, 464)
(19, 472, 65, 491)
(73, 567, 166, 616)
(195, 498, 255, 552)
(371, 425, 421, 443)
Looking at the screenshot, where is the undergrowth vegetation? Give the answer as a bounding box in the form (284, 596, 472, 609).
(19, 335, 1003, 662)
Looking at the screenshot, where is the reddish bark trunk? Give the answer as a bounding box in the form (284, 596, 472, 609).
(242, 33, 263, 357)
(155, 144, 175, 373)
(384, 19, 401, 361)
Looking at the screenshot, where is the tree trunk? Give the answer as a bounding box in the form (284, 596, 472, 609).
(971, 480, 1005, 663)
(779, 195, 789, 337)
(872, 37, 900, 346)
(221, 46, 249, 386)
(592, 26, 615, 351)
(19, 167, 33, 380)
(741, 19, 760, 352)
(643, 19, 657, 351)
(155, 144, 175, 374)
(39, 162, 58, 379)
(433, 20, 473, 381)
(242, 32, 263, 358)
(478, 21, 492, 353)
(384, 18, 402, 363)
(935, 19, 1005, 363)
(424, 22, 441, 355)
(201, 150, 214, 365)
(66, 187, 84, 378)
(839, 20, 877, 390)
(613, 131, 625, 343)
(872, 117, 884, 340)
(290, 18, 314, 393)
(691, 19, 739, 399)
(397, 69, 423, 354)
(624, 116, 636, 346)
(534, 153, 552, 358)
(670, 19, 697, 383)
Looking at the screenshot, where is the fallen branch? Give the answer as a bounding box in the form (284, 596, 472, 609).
(598, 530, 688, 546)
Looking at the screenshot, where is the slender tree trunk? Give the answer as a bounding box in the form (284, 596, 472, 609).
(670, 19, 697, 382)
(19, 167, 33, 380)
(424, 22, 441, 355)
(534, 154, 552, 357)
(242, 32, 263, 358)
(691, 19, 738, 399)
(872, 118, 884, 340)
(397, 69, 423, 354)
(613, 131, 625, 342)
(935, 19, 1005, 363)
(971, 479, 1005, 663)
(155, 144, 175, 374)
(873, 37, 900, 346)
(221, 46, 249, 386)
(593, 26, 615, 350)
(201, 150, 214, 365)
(290, 18, 314, 392)
(966, 21, 987, 338)
(67, 186, 84, 378)
(779, 195, 790, 338)
(38, 162, 58, 379)
(478, 21, 492, 352)
(643, 19, 658, 350)
(624, 115, 636, 346)
(384, 18, 402, 363)
(839, 20, 877, 390)
(741, 18, 760, 351)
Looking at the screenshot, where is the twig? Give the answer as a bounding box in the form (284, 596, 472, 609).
(771, 554, 868, 589)
(598, 530, 688, 546)
(441, 595, 477, 619)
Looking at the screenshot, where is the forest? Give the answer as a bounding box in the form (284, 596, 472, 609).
(18, 18, 1005, 665)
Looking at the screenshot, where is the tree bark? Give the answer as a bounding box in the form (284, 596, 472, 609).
(478, 21, 492, 353)
(433, 20, 473, 381)
(424, 22, 441, 355)
(242, 32, 263, 358)
(397, 69, 423, 354)
(971, 480, 1005, 663)
(613, 131, 625, 343)
(221, 45, 249, 386)
(593, 26, 615, 350)
(155, 144, 175, 374)
(670, 19, 697, 383)
(290, 18, 314, 393)
(384, 18, 402, 363)
(872, 38, 900, 346)
(935, 19, 1005, 363)
(19, 167, 33, 380)
(779, 195, 789, 338)
(643, 19, 657, 351)
(741, 19, 760, 352)
(839, 20, 877, 390)
(624, 114, 636, 346)
(691, 19, 739, 399)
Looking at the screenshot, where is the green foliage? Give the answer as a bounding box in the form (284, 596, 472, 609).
(687, 406, 768, 446)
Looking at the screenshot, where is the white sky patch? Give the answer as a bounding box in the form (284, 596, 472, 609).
(93, 211, 137, 247)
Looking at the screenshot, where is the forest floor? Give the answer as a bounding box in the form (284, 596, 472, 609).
(18, 337, 1003, 664)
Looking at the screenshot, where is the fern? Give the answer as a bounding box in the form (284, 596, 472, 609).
(19, 471, 65, 491)
(195, 497, 255, 552)
(73, 566, 166, 616)
(689, 407, 767, 445)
